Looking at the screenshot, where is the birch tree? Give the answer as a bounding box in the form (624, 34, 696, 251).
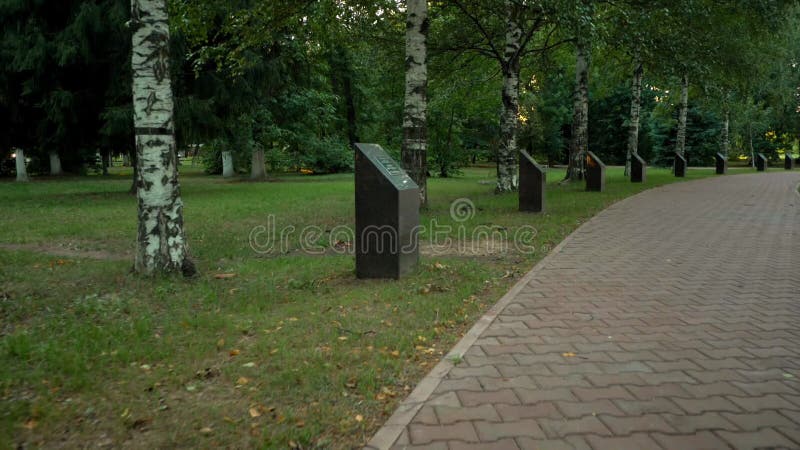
(674, 73, 689, 157)
(625, 49, 643, 174)
(564, 0, 593, 182)
(130, 0, 195, 276)
(445, 0, 561, 193)
(402, 0, 429, 205)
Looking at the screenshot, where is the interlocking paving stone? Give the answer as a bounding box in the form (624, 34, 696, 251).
(370, 173, 800, 449)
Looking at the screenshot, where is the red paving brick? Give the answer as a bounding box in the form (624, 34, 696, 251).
(371, 173, 800, 449)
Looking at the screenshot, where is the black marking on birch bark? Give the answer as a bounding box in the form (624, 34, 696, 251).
(136, 127, 171, 135)
(145, 92, 157, 116)
(420, 18, 430, 36)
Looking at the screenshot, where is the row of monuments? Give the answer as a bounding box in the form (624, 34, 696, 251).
(354, 143, 799, 279)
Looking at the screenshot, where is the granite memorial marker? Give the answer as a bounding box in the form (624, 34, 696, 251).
(715, 152, 727, 175)
(519, 150, 546, 212)
(585, 151, 606, 192)
(756, 153, 767, 171)
(785, 154, 795, 170)
(354, 143, 419, 279)
(674, 153, 686, 177)
(631, 153, 646, 183)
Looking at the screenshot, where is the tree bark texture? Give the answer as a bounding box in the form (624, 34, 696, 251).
(675, 73, 689, 157)
(625, 52, 643, 177)
(130, 0, 193, 276)
(566, 38, 590, 181)
(496, 1, 522, 193)
(49, 151, 63, 176)
(402, 0, 429, 206)
(15, 149, 29, 182)
(721, 110, 730, 157)
(222, 151, 234, 177)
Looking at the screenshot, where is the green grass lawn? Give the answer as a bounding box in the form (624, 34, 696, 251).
(0, 165, 718, 448)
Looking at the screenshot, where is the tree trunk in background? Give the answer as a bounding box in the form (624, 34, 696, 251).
(15, 149, 29, 182)
(402, 0, 428, 206)
(721, 110, 730, 157)
(565, 38, 590, 182)
(222, 151, 234, 177)
(749, 122, 755, 168)
(496, 1, 521, 193)
(675, 73, 689, 157)
(251, 148, 266, 179)
(130, 0, 194, 276)
(49, 151, 63, 176)
(102, 150, 110, 175)
(625, 51, 643, 177)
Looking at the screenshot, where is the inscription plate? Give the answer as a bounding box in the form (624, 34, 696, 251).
(715, 152, 727, 175)
(355, 143, 419, 279)
(756, 153, 767, 172)
(674, 153, 686, 177)
(631, 153, 646, 183)
(585, 151, 606, 192)
(519, 150, 545, 212)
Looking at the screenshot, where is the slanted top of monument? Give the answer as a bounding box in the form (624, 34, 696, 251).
(355, 143, 418, 191)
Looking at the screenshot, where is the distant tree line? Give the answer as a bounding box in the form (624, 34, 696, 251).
(2, 0, 799, 184)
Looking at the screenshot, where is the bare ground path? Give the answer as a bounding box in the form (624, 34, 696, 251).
(368, 172, 800, 450)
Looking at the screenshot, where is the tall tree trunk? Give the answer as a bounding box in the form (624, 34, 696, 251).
(402, 0, 429, 206)
(222, 151, 234, 177)
(130, 0, 194, 276)
(102, 150, 110, 176)
(49, 151, 63, 176)
(251, 148, 266, 179)
(625, 50, 643, 177)
(675, 73, 689, 157)
(15, 149, 29, 182)
(565, 38, 590, 181)
(496, 2, 521, 193)
(721, 109, 730, 157)
(748, 122, 755, 168)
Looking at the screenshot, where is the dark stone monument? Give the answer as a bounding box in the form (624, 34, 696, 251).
(631, 153, 646, 183)
(756, 153, 767, 171)
(585, 151, 606, 192)
(519, 150, 545, 213)
(715, 153, 727, 175)
(674, 153, 686, 177)
(785, 154, 795, 170)
(354, 143, 419, 279)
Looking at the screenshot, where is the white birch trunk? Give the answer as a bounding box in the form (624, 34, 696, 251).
(49, 151, 63, 176)
(676, 73, 689, 157)
(15, 149, 29, 182)
(222, 151, 234, 177)
(496, 1, 521, 193)
(251, 148, 266, 179)
(130, 0, 193, 276)
(721, 110, 730, 157)
(566, 40, 590, 181)
(402, 0, 429, 206)
(625, 51, 643, 176)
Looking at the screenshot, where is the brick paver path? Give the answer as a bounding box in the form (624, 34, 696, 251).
(370, 172, 800, 450)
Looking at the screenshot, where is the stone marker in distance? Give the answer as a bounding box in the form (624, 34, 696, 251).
(631, 153, 646, 183)
(674, 153, 687, 177)
(354, 143, 419, 279)
(715, 152, 727, 175)
(519, 149, 545, 213)
(756, 153, 767, 171)
(785, 154, 795, 170)
(585, 151, 606, 192)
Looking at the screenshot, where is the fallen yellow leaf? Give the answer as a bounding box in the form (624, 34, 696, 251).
(229, 349, 241, 356)
(249, 408, 261, 418)
(562, 352, 577, 358)
(355, 414, 363, 422)
(236, 377, 250, 385)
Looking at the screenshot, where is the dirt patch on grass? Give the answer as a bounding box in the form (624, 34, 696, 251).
(0, 242, 129, 261)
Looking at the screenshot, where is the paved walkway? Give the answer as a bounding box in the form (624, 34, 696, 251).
(368, 172, 800, 450)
